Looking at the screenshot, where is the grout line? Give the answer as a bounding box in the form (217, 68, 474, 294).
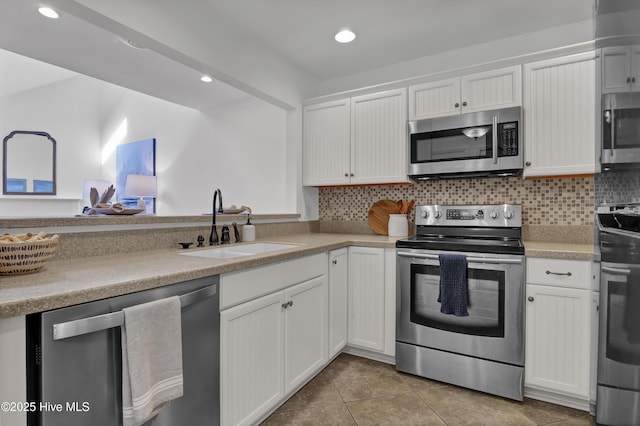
(412, 390, 451, 426)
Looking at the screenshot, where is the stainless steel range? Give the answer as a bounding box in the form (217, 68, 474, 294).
(596, 204, 640, 425)
(396, 204, 525, 400)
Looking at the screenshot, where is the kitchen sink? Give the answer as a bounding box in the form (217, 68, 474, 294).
(179, 242, 301, 259)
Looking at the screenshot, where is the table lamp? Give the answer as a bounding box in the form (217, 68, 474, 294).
(124, 174, 157, 209)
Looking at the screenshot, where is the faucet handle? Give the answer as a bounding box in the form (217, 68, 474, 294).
(209, 226, 219, 245)
(221, 225, 230, 244)
(232, 222, 240, 243)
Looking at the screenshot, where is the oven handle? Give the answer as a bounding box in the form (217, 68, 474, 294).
(52, 283, 217, 341)
(397, 251, 522, 265)
(601, 266, 631, 276)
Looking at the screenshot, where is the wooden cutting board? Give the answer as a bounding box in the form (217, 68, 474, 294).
(368, 199, 400, 235)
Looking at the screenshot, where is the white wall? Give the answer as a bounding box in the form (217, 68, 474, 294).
(0, 76, 104, 198)
(0, 76, 104, 216)
(100, 87, 290, 215)
(0, 74, 292, 217)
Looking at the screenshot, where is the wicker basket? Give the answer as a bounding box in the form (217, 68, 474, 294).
(0, 235, 59, 275)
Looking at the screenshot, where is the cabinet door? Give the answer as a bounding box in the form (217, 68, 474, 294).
(523, 52, 596, 177)
(348, 247, 385, 352)
(461, 65, 522, 113)
(632, 45, 640, 91)
(409, 78, 461, 120)
(350, 88, 408, 184)
(602, 46, 632, 93)
(284, 275, 328, 394)
(302, 99, 351, 186)
(329, 248, 348, 358)
(220, 292, 285, 426)
(525, 284, 591, 399)
(0, 317, 26, 426)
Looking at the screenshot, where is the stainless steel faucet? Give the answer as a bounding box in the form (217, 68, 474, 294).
(209, 188, 223, 245)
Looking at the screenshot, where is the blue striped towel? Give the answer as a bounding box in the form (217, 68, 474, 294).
(438, 254, 469, 317)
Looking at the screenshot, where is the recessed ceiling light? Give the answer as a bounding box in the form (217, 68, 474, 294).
(38, 7, 59, 19)
(118, 38, 149, 51)
(201, 75, 213, 83)
(335, 29, 356, 43)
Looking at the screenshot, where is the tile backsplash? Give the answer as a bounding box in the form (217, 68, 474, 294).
(319, 176, 594, 227)
(595, 169, 640, 205)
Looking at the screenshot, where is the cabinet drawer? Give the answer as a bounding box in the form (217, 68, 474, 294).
(220, 253, 327, 309)
(526, 258, 591, 290)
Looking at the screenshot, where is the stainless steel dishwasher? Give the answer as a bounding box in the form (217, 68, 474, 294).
(25, 276, 220, 426)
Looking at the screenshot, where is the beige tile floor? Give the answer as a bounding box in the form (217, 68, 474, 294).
(262, 353, 594, 426)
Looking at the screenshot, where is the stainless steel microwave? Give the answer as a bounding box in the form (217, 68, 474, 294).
(602, 93, 640, 166)
(408, 106, 522, 179)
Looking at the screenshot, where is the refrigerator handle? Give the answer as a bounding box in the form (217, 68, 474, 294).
(52, 283, 217, 341)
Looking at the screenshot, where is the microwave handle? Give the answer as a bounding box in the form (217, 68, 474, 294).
(492, 115, 498, 164)
(610, 109, 615, 151)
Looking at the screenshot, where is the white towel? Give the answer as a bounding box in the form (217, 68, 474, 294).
(121, 296, 184, 426)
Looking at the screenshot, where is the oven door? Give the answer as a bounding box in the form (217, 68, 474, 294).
(598, 261, 640, 389)
(396, 248, 525, 366)
(602, 93, 640, 164)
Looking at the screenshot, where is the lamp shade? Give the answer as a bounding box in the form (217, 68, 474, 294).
(82, 178, 111, 198)
(124, 174, 157, 197)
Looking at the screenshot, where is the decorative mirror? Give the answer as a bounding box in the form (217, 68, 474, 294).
(3, 131, 56, 195)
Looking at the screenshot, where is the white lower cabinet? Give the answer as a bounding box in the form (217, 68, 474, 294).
(329, 248, 348, 358)
(220, 254, 328, 426)
(220, 292, 285, 426)
(525, 258, 592, 409)
(347, 247, 395, 357)
(284, 276, 328, 393)
(0, 316, 27, 426)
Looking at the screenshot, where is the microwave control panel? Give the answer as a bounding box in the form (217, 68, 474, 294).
(498, 122, 518, 157)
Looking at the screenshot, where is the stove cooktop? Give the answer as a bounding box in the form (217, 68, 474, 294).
(396, 204, 524, 255)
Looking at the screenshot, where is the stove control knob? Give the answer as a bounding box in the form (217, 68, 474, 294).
(434, 211, 442, 219)
(421, 210, 429, 219)
(504, 210, 514, 219)
(489, 210, 498, 219)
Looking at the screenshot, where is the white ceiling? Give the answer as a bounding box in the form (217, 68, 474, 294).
(0, 0, 594, 109)
(204, 0, 594, 80)
(74, 0, 593, 80)
(0, 49, 77, 97)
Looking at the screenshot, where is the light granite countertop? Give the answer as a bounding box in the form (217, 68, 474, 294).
(523, 241, 594, 261)
(0, 233, 594, 319)
(0, 233, 400, 318)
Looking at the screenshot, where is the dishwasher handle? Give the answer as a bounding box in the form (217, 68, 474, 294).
(52, 283, 217, 341)
(397, 251, 523, 265)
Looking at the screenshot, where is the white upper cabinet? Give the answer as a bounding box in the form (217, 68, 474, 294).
(350, 89, 408, 185)
(303, 88, 408, 186)
(302, 99, 351, 186)
(409, 65, 522, 120)
(408, 78, 460, 120)
(523, 52, 596, 178)
(601, 45, 640, 93)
